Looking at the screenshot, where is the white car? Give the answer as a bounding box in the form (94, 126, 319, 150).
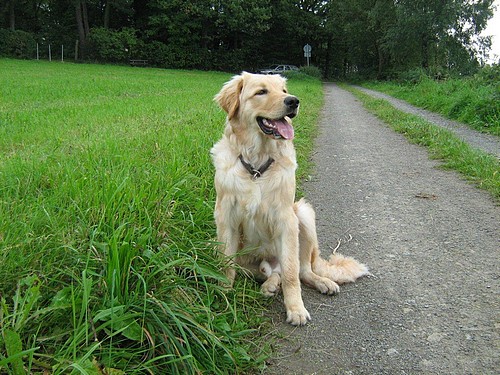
(259, 64, 299, 75)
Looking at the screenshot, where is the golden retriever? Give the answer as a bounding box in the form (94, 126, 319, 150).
(211, 72, 368, 325)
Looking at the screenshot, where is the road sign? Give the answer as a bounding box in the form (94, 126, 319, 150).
(303, 44, 312, 66)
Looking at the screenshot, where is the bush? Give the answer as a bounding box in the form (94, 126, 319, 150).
(396, 68, 429, 84)
(474, 64, 500, 85)
(281, 65, 323, 81)
(299, 65, 323, 79)
(0, 29, 9, 55)
(143, 41, 170, 66)
(143, 42, 214, 70)
(86, 27, 139, 63)
(0, 29, 36, 59)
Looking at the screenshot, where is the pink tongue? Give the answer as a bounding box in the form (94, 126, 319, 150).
(273, 119, 294, 140)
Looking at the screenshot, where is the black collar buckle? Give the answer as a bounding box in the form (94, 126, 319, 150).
(239, 155, 274, 180)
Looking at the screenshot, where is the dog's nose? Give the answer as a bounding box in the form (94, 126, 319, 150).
(284, 96, 299, 109)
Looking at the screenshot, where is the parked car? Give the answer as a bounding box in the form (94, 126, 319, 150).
(258, 64, 299, 75)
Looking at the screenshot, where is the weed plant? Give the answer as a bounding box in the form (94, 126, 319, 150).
(362, 66, 500, 136)
(0, 59, 323, 374)
(348, 87, 500, 202)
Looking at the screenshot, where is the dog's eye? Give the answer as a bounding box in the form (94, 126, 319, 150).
(283, 89, 288, 93)
(255, 89, 268, 96)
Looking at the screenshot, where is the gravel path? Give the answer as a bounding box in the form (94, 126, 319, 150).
(354, 86, 500, 159)
(265, 83, 500, 375)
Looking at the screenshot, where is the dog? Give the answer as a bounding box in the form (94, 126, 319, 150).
(211, 72, 368, 325)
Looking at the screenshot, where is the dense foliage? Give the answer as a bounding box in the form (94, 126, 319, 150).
(1, 0, 496, 78)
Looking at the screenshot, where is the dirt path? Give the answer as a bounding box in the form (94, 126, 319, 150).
(265, 83, 500, 375)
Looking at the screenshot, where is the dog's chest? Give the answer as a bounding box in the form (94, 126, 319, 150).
(236, 176, 293, 241)
(242, 182, 266, 217)
(239, 185, 277, 247)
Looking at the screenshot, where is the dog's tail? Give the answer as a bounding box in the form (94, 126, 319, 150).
(313, 253, 369, 284)
(295, 198, 369, 284)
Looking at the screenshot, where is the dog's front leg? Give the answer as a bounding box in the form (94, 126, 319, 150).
(278, 215, 311, 326)
(215, 202, 240, 287)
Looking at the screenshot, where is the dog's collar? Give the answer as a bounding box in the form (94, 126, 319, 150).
(239, 155, 275, 180)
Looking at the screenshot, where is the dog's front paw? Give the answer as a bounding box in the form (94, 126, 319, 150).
(286, 306, 311, 326)
(219, 268, 236, 289)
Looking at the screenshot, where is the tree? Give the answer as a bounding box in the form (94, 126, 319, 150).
(0, 0, 496, 77)
(103, 0, 134, 29)
(216, 0, 271, 50)
(385, 0, 494, 74)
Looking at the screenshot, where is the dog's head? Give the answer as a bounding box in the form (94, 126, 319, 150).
(214, 72, 299, 140)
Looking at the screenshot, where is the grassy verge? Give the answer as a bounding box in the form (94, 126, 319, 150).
(289, 74, 324, 190)
(346, 86, 500, 202)
(0, 59, 323, 374)
(361, 69, 500, 136)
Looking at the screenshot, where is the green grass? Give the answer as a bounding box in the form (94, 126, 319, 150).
(361, 73, 500, 136)
(346, 86, 500, 202)
(0, 59, 323, 374)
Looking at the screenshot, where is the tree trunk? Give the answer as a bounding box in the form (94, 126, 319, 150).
(421, 34, 429, 69)
(324, 37, 332, 79)
(82, 1, 90, 37)
(376, 42, 385, 79)
(104, 0, 111, 29)
(75, 1, 90, 59)
(9, 0, 15, 31)
(76, 2, 86, 46)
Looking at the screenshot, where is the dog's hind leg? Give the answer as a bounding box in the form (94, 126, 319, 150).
(295, 199, 369, 284)
(295, 198, 340, 295)
(261, 272, 281, 296)
(259, 258, 282, 296)
(296, 199, 369, 284)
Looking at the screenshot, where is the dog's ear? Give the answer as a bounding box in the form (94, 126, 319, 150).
(214, 74, 244, 120)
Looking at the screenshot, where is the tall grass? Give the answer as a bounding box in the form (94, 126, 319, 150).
(0, 59, 323, 373)
(362, 66, 500, 136)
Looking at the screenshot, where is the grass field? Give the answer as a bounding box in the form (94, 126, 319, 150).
(0, 59, 323, 374)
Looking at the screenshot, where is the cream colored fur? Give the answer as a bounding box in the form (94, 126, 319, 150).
(211, 72, 368, 325)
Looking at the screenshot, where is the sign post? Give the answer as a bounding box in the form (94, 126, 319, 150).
(303, 44, 312, 66)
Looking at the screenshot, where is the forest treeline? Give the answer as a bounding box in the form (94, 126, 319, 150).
(0, 0, 497, 78)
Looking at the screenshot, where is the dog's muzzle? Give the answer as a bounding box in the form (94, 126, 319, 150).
(257, 96, 299, 140)
(284, 96, 299, 117)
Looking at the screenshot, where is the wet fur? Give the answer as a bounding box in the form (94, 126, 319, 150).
(211, 72, 368, 325)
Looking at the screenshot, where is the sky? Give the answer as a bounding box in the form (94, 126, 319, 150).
(482, 0, 500, 63)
